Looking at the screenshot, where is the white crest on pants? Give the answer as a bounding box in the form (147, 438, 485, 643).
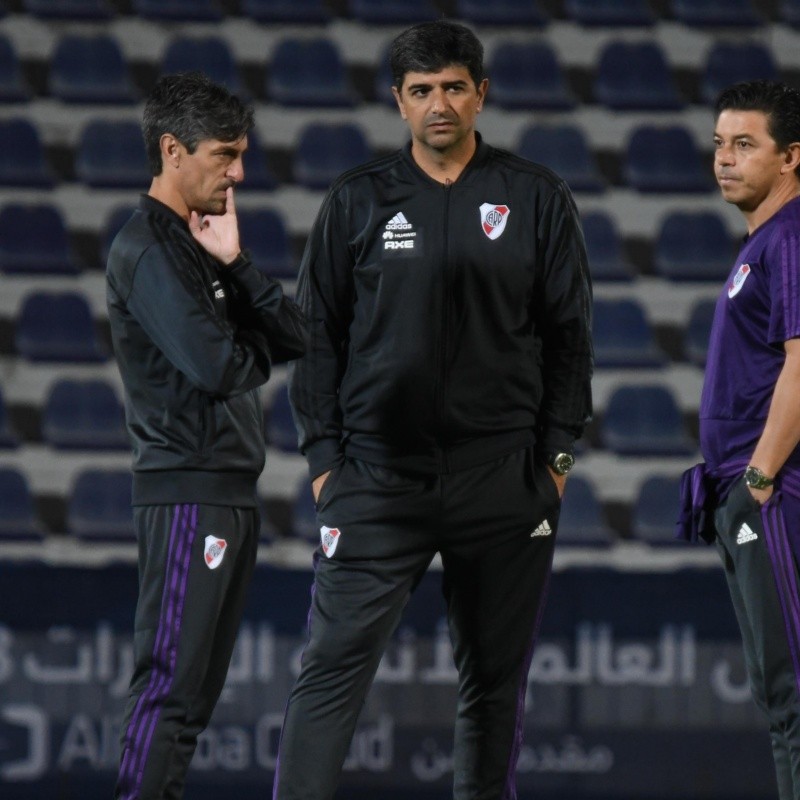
(320, 526, 341, 558)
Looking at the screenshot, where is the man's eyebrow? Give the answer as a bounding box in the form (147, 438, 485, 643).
(406, 79, 469, 90)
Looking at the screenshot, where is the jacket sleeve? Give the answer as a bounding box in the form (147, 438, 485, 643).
(122, 241, 273, 397)
(288, 187, 355, 480)
(225, 255, 309, 364)
(533, 180, 594, 454)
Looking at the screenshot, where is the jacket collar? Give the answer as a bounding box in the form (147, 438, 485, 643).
(400, 131, 490, 185)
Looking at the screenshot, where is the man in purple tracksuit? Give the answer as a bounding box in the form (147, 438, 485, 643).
(678, 80, 800, 798)
(106, 73, 306, 799)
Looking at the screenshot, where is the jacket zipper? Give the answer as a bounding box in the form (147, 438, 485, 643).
(437, 181, 452, 473)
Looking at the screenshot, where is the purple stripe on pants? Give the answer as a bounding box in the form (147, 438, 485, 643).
(118, 503, 198, 800)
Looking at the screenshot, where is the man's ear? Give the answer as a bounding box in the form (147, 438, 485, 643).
(782, 141, 800, 175)
(392, 86, 407, 121)
(160, 133, 182, 169)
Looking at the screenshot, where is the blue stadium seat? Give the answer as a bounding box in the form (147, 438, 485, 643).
(782, 0, 800, 26)
(0, 204, 79, 274)
(132, 0, 223, 21)
(75, 120, 150, 189)
(602, 386, 695, 456)
(0, 119, 54, 187)
(671, 0, 761, 27)
(268, 38, 357, 107)
(240, 129, 277, 191)
(489, 42, 574, 110)
(373, 45, 396, 106)
(49, 34, 136, 103)
(654, 211, 734, 281)
(41, 379, 128, 450)
(100, 205, 137, 267)
(0, 387, 20, 448)
(293, 123, 372, 190)
(349, 0, 438, 24)
(684, 298, 717, 367)
(290, 476, 318, 542)
(558, 475, 616, 547)
(0, 467, 42, 540)
(594, 41, 682, 110)
(162, 36, 244, 99)
(67, 469, 134, 541)
(517, 125, 605, 193)
(631, 475, 684, 545)
(15, 292, 108, 362)
(242, 0, 331, 22)
(0, 34, 31, 102)
(701, 42, 778, 105)
(457, 0, 548, 26)
(581, 211, 634, 281)
(624, 126, 711, 193)
(564, 0, 655, 25)
(592, 298, 666, 368)
(238, 209, 295, 279)
(266, 384, 299, 453)
(23, 0, 114, 18)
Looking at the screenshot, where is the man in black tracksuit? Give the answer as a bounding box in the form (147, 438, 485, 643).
(106, 73, 306, 800)
(275, 22, 593, 800)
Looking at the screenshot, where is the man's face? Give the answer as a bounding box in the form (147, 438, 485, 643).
(392, 65, 487, 154)
(176, 136, 247, 214)
(713, 110, 791, 212)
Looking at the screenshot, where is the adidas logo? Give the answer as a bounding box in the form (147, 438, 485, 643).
(385, 212, 412, 230)
(736, 523, 758, 545)
(531, 520, 552, 537)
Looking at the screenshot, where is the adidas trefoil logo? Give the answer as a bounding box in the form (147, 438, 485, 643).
(531, 519, 552, 537)
(736, 523, 758, 545)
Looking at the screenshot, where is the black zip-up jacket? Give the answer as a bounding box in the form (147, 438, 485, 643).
(107, 195, 307, 506)
(289, 135, 593, 479)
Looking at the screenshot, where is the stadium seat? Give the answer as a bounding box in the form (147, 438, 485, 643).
(100, 205, 138, 267)
(373, 45, 396, 106)
(349, 0, 439, 24)
(671, 0, 762, 27)
(268, 38, 357, 107)
(564, 0, 655, 26)
(290, 476, 318, 543)
(581, 211, 634, 281)
(624, 126, 711, 193)
(23, 0, 114, 18)
(456, 0, 548, 26)
(517, 125, 605, 193)
(602, 385, 696, 456)
(41, 379, 128, 450)
(684, 298, 717, 367)
(240, 129, 277, 191)
(67, 469, 134, 541)
(162, 36, 244, 99)
(49, 34, 137, 104)
(631, 475, 684, 545)
(0, 387, 20, 448)
(0, 204, 79, 274)
(14, 291, 108, 362)
(489, 42, 574, 110)
(266, 384, 299, 453)
(594, 41, 682, 110)
(132, 0, 223, 21)
(293, 123, 372, 190)
(592, 298, 666, 368)
(75, 120, 150, 189)
(242, 0, 331, 22)
(653, 211, 735, 282)
(0, 119, 54, 187)
(558, 475, 616, 547)
(0, 34, 31, 102)
(701, 42, 778, 105)
(0, 467, 42, 540)
(782, 0, 800, 26)
(238, 209, 295, 279)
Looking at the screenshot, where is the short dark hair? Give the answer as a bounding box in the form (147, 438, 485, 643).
(142, 72, 255, 175)
(715, 79, 800, 152)
(389, 20, 484, 91)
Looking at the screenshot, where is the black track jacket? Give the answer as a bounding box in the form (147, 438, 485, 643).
(290, 135, 593, 479)
(107, 195, 307, 506)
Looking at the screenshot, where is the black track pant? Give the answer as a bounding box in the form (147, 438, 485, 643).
(273, 447, 561, 800)
(715, 479, 800, 800)
(114, 503, 259, 800)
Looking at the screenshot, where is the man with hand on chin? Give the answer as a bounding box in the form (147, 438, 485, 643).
(106, 71, 306, 800)
(679, 80, 800, 799)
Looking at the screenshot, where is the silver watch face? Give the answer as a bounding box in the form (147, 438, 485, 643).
(551, 453, 574, 475)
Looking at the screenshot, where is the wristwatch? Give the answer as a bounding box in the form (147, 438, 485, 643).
(744, 465, 774, 490)
(546, 452, 575, 476)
